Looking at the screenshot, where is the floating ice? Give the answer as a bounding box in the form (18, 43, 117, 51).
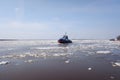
(30, 47, 65, 50)
(41, 53, 47, 57)
(53, 54, 60, 57)
(53, 53, 70, 57)
(0, 61, 9, 65)
(88, 67, 92, 70)
(8, 48, 13, 50)
(19, 54, 26, 58)
(24, 60, 33, 63)
(65, 59, 70, 64)
(1, 55, 14, 58)
(96, 51, 111, 54)
(25, 52, 39, 57)
(114, 62, 120, 66)
(110, 76, 115, 79)
(0, 52, 73, 60)
(112, 61, 120, 67)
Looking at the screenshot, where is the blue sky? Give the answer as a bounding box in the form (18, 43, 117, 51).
(0, 0, 120, 39)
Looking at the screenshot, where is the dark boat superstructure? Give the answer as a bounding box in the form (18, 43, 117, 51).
(58, 34, 72, 43)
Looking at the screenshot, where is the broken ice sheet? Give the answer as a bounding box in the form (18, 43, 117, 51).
(111, 60, 120, 67)
(110, 76, 115, 79)
(96, 51, 111, 54)
(88, 67, 92, 71)
(0, 61, 9, 65)
(24, 60, 34, 63)
(53, 53, 67, 57)
(65, 59, 70, 64)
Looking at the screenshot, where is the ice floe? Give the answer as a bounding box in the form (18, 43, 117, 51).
(65, 59, 70, 64)
(53, 53, 72, 57)
(96, 51, 111, 54)
(88, 67, 92, 71)
(30, 47, 66, 50)
(112, 61, 120, 67)
(24, 60, 34, 63)
(110, 76, 115, 79)
(0, 52, 73, 60)
(0, 61, 9, 65)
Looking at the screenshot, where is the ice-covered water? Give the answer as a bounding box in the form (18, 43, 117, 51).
(0, 40, 120, 80)
(0, 40, 120, 66)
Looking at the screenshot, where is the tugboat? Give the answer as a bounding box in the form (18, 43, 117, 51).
(58, 33, 72, 43)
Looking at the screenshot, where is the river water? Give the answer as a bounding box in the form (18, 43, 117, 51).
(0, 40, 120, 80)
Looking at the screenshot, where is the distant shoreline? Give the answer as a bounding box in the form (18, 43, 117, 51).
(0, 39, 111, 41)
(0, 39, 18, 41)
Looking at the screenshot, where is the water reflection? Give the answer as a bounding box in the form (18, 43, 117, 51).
(58, 43, 71, 47)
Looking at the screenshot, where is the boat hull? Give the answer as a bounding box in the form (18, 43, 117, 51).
(58, 39, 72, 43)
